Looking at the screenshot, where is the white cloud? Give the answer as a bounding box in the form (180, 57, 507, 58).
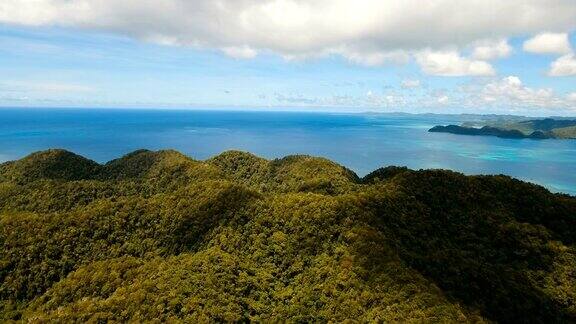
(549, 54, 576, 76)
(436, 95, 449, 105)
(274, 90, 409, 109)
(271, 75, 576, 112)
(1, 0, 576, 64)
(339, 49, 410, 67)
(221, 46, 258, 59)
(479, 76, 567, 108)
(471, 39, 513, 60)
(415, 50, 495, 76)
(523, 33, 572, 55)
(401, 79, 421, 89)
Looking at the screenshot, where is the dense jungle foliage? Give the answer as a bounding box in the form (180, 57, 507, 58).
(1, 149, 575, 322)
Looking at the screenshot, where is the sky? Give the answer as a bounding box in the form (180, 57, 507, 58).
(1, 0, 576, 116)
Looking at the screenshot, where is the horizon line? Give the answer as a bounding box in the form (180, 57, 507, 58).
(1, 105, 575, 119)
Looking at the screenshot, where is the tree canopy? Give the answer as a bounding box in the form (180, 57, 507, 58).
(1, 149, 574, 322)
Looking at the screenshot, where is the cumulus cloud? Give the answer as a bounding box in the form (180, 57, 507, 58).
(471, 39, 513, 60)
(481, 76, 550, 106)
(523, 33, 573, 55)
(415, 50, 495, 76)
(549, 54, 576, 76)
(272, 75, 576, 112)
(1, 0, 576, 66)
(478, 76, 570, 109)
(521, 33, 576, 76)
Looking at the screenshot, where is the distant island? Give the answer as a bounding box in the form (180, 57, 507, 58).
(430, 118, 576, 139)
(1, 149, 575, 322)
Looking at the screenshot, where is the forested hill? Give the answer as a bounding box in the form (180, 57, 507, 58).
(1, 149, 575, 322)
(429, 118, 576, 139)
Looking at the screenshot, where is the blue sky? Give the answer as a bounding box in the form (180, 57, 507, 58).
(1, 1, 576, 115)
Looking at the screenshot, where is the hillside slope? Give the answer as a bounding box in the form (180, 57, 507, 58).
(1, 149, 575, 322)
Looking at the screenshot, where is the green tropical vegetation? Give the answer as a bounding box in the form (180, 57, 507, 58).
(430, 118, 576, 139)
(1, 149, 575, 322)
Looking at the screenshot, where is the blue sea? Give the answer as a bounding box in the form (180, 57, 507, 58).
(0, 108, 575, 195)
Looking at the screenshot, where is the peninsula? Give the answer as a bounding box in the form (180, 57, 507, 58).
(429, 118, 576, 139)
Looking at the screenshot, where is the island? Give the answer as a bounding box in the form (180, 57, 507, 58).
(429, 118, 576, 139)
(1, 149, 575, 322)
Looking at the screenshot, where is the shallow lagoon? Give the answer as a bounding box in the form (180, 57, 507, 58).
(0, 108, 574, 195)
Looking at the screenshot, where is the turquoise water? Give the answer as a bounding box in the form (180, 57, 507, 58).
(0, 108, 575, 195)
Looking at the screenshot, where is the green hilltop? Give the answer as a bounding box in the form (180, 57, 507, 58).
(430, 118, 576, 139)
(1, 149, 575, 322)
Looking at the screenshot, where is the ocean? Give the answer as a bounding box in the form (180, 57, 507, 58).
(0, 108, 575, 195)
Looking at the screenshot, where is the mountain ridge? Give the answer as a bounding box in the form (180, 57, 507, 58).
(1, 149, 575, 322)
